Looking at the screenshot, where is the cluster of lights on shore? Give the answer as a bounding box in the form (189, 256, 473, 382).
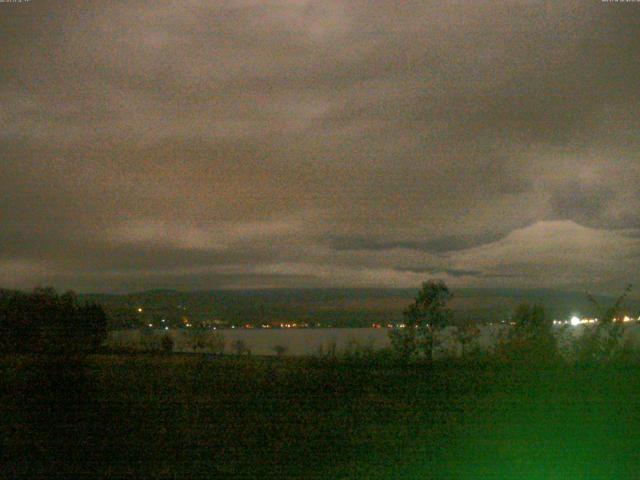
(554, 316, 639, 327)
(137, 306, 639, 330)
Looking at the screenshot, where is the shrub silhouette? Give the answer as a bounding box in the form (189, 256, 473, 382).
(316, 339, 338, 360)
(232, 339, 250, 356)
(272, 344, 287, 357)
(458, 323, 481, 359)
(192, 330, 225, 355)
(161, 335, 174, 354)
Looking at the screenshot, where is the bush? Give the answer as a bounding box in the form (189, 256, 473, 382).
(315, 339, 338, 360)
(272, 344, 288, 357)
(457, 324, 482, 359)
(161, 335, 174, 354)
(575, 285, 633, 364)
(575, 323, 626, 364)
(498, 303, 559, 364)
(192, 330, 225, 355)
(388, 327, 418, 361)
(209, 331, 226, 355)
(232, 339, 250, 356)
(139, 330, 162, 352)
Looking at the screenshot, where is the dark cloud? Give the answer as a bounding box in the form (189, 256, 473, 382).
(1, 1, 640, 293)
(549, 181, 615, 227)
(41, 271, 320, 294)
(394, 267, 482, 278)
(326, 232, 508, 253)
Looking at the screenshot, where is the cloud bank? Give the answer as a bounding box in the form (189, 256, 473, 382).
(1, 0, 640, 293)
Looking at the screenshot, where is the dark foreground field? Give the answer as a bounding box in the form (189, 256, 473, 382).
(2, 354, 640, 479)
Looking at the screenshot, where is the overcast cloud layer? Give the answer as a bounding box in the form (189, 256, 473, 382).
(1, 0, 640, 293)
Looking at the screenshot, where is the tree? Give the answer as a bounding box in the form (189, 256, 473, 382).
(576, 284, 633, 363)
(503, 303, 557, 363)
(389, 280, 452, 361)
(587, 284, 632, 325)
(0, 287, 108, 353)
(0, 290, 33, 351)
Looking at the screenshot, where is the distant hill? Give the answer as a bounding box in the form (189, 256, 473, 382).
(77, 287, 640, 329)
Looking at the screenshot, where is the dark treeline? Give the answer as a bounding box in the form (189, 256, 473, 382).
(389, 280, 636, 365)
(0, 287, 107, 353)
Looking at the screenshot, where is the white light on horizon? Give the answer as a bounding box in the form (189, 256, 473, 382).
(570, 316, 581, 326)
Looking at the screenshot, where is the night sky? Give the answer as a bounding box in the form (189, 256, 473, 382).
(1, 1, 639, 293)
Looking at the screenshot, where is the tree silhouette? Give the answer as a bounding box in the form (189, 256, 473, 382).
(389, 280, 452, 361)
(0, 287, 108, 353)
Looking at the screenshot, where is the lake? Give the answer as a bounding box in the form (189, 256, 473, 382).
(107, 325, 513, 356)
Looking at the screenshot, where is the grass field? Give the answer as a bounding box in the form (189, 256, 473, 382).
(2, 353, 640, 479)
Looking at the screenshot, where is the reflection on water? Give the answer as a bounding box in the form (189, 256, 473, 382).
(108, 325, 512, 357)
